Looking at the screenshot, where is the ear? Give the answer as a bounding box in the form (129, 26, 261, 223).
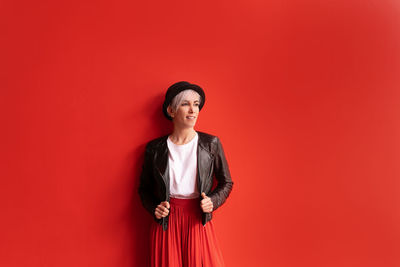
(167, 105, 175, 118)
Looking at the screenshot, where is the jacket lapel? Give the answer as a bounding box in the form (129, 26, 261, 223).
(197, 133, 214, 193)
(154, 136, 170, 187)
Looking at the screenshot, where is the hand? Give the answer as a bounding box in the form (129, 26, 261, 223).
(155, 201, 170, 219)
(200, 192, 213, 213)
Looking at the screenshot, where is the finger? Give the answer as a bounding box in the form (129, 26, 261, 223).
(205, 203, 213, 211)
(203, 206, 212, 213)
(201, 198, 210, 204)
(201, 192, 206, 199)
(155, 209, 162, 217)
(202, 203, 213, 210)
(155, 210, 163, 218)
(157, 205, 169, 213)
(200, 197, 212, 204)
(161, 201, 170, 210)
(205, 201, 214, 208)
(156, 209, 169, 218)
(201, 204, 212, 211)
(160, 202, 169, 210)
(201, 203, 209, 210)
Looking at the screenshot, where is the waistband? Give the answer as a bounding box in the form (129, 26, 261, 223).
(169, 197, 200, 209)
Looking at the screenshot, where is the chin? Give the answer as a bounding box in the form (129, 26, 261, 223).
(184, 122, 197, 128)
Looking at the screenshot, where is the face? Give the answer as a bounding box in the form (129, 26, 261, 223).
(168, 91, 200, 128)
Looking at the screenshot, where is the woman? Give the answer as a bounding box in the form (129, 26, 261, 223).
(138, 81, 233, 267)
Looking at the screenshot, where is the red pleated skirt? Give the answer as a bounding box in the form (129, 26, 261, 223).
(150, 197, 225, 267)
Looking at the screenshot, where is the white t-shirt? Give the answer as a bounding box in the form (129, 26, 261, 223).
(167, 132, 200, 199)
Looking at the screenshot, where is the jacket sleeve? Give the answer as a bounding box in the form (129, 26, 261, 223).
(208, 137, 234, 211)
(138, 144, 162, 223)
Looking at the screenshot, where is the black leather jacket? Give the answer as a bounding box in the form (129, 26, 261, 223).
(138, 131, 233, 231)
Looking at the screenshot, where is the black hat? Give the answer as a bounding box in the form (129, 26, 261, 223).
(162, 81, 206, 120)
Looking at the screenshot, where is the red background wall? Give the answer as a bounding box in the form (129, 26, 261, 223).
(1, 0, 399, 266)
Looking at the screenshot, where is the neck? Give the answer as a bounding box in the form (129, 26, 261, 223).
(169, 126, 197, 145)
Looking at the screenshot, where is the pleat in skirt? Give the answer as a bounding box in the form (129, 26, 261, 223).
(150, 197, 225, 267)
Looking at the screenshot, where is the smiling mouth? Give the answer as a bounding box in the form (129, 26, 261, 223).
(186, 116, 196, 119)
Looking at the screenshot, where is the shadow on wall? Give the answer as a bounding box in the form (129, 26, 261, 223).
(129, 91, 173, 266)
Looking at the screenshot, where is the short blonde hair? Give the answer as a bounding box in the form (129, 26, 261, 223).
(168, 89, 202, 113)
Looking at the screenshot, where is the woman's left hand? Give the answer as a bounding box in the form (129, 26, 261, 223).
(200, 192, 213, 213)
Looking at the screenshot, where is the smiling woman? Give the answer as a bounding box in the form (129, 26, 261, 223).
(138, 81, 234, 267)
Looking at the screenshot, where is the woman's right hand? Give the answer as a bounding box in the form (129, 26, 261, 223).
(155, 201, 170, 219)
